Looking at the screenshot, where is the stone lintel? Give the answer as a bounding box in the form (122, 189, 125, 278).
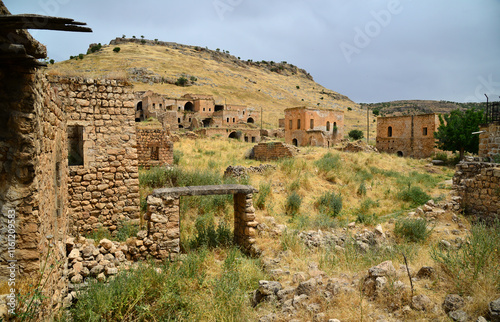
(152, 184, 258, 198)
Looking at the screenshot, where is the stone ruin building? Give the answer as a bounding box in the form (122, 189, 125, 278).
(479, 99, 500, 161)
(376, 113, 440, 158)
(134, 91, 262, 140)
(0, 3, 93, 314)
(284, 106, 344, 147)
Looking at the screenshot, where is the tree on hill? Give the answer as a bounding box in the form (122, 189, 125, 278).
(434, 108, 485, 160)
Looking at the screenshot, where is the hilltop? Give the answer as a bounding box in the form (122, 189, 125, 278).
(361, 100, 486, 117)
(48, 37, 363, 131)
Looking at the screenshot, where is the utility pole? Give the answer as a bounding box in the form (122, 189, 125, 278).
(366, 105, 370, 144)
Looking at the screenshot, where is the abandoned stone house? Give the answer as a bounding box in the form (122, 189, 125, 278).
(135, 91, 260, 132)
(479, 100, 500, 161)
(376, 113, 440, 158)
(284, 106, 344, 147)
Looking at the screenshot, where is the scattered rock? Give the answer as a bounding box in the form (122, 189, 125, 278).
(296, 278, 317, 296)
(443, 294, 465, 313)
(449, 310, 468, 322)
(412, 294, 433, 311)
(416, 266, 435, 279)
(489, 297, 500, 322)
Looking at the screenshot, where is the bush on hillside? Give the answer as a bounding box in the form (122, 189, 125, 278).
(348, 129, 364, 140)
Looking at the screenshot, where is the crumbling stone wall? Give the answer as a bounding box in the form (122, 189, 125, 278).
(479, 122, 500, 160)
(49, 76, 140, 234)
(0, 68, 69, 313)
(137, 127, 174, 169)
(196, 128, 262, 142)
(253, 142, 298, 161)
(453, 160, 500, 221)
(376, 114, 439, 158)
(146, 185, 260, 258)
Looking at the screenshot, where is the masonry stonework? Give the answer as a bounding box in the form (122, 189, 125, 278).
(376, 114, 439, 158)
(0, 68, 69, 314)
(253, 142, 298, 161)
(137, 126, 174, 169)
(453, 160, 500, 222)
(285, 106, 344, 147)
(479, 122, 500, 160)
(49, 76, 140, 234)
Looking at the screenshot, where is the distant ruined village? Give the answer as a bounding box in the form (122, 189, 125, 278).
(1, 1, 499, 321)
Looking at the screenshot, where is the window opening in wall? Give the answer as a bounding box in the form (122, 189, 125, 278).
(68, 125, 84, 166)
(136, 101, 143, 111)
(423, 127, 428, 136)
(247, 117, 255, 124)
(292, 138, 298, 146)
(227, 118, 230, 123)
(178, 118, 181, 123)
(326, 121, 330, 131)
(189, 118, 191, 122)
(203, 108, 206, 112)
(184, 102, 194, 112)
(397, 151, 403, 157)
(251, 137, 256, 143)
(244, 136, 248, 142)
(151, 147, 160, 160)
(232, 118, 236, 123)
(209, 108, 211, 112)
(160, 104, 162, 108)
(289, 120, 293, 129)
(153, 103, 156, 108)
(297, 119, 301, 129)
(388, 126, 393, 137)
(243, 111, 245, 115)
(310, 119, 314, 129)
(215, 105, 224, 112)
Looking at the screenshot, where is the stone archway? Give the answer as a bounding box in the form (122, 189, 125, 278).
(184, 102, 194, 112)
(397, 151, 404, 157)
(146, 185, 259, 258)
(247, 117, 255, 124)
(229, 131, 239, 139)
(292, 138, 298, 146)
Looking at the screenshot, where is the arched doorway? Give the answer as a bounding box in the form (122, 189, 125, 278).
(247, 117, 255, 124)
(292, 138, 298, 146)
(184, 102, 194, 112)
(397, 151, 403, 157)
(229, 132, 238, 139)
(202, 118, 213, 128)
(388, 126, 393, 137)
(326, 121, 330, 131)
(137, 101, 143, 111)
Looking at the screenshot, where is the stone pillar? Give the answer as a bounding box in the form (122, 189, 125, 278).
(234, 193, 260, 256)
(145, 195, 180, 260)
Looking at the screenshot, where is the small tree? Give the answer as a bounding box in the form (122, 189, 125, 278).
(434, 108, 485, 160)
(175, 76, 188, 86)
(348, 129, 364, 140)
(113, 47, 121, 53)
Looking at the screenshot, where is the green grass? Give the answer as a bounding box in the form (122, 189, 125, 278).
(314, 152, 341, 173)
(316, 191, 343, 217)
(394, 218, 431, 243)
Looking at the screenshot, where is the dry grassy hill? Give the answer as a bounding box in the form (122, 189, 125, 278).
(361, 100, 486, 117)
(47, 38, 375, 135)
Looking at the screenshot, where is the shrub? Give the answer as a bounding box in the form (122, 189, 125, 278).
(431, 221, 500, 295)
(255, 182, 271, 210)
(113, 47, 121, 53)
(296, 85, 300, 89)
(116, 221, 140, 242)
(316, 191, 342, 217)
(348, 129, 364, 140)
(357, 181, 367, 196)
(78, 53, 84, 60)
(190, 76, 197, 82)
(173, 150, 183, 165)
(347, 107, 352, 111)
(394, 218, 431, 243)
(188, 215, 233, 249)
(87, 43, 102, 54)
(49, 59, 54, 64)
(315, 152, 341, 173)
(285, 192, 302, 216)
(176, 76, 188, 86)
(397, 185, 430, 207)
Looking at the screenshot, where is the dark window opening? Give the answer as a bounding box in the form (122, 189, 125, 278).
(68, 125, 84, 166)
(292, 138, 298, 146)
(310, 119, 314, 129)
(215, 105, 224, 112)
(232, 118, 236, 123)
(227, 118, 230, 123)
(202, 118, 213, 127)
(388, 126, 393, 137)
(136, 101, 143, 111)
(251, 137, 256, 143)
(326, 121, 331, 131)
(153, 103, 155, 108)
(397, 151, 403, 157)
(151, 147, 160, 160)
(209, 108, 211, 112)
(178, 118, 181, 123)
(247, 117, 255, 124)
(289, 120, 293, 129)
(244, 136, 248, 142)
(185, 102, 194, 112)
(229, 132, 238, 139)
(423, 127, 428, 136)
(203, 108, 206, 112)
(297, 119, 301, 129)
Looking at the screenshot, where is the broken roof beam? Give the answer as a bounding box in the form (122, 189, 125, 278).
(0, 14, 92, 32)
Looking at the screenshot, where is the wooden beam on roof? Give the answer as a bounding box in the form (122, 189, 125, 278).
(0, 14, 92, 32)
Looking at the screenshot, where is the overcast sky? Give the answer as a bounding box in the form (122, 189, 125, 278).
(5, 0, 500, 103)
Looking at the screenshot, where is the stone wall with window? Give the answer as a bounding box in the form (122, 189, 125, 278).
(479, 122, 500, 161)
(376, 114, 439, 158)
(49, 76, 140, 234)
(136, 126, 174, 169)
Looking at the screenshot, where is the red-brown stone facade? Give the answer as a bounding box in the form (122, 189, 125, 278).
(284, 106, 344, 147)
(376, 114, 439, 158)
